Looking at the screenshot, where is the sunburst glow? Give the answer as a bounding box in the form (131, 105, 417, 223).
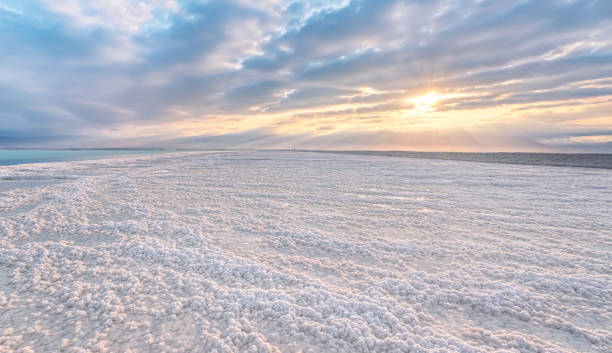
(411, 92, 440, 112)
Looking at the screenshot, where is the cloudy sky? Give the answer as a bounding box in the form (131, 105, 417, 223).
(1, 0, 611, 151)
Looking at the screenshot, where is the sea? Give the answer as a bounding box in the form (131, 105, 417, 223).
(310, 150, 612, 169)
(2, 149, 612, 169)
(0, 149, 169, 166)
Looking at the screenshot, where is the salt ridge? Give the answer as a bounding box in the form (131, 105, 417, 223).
(0, 151, 610, 352)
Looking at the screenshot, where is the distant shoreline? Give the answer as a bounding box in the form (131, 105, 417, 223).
(291, 150, 612, 170)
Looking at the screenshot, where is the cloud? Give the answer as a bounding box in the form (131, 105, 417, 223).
(0, 0, 611, 151)
(163, 126, 547, 152)
(224, 80, 286, 109)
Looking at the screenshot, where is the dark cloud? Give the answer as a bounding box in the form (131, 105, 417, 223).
(268, 86, 358, 111)
(137, 2, 269, 68)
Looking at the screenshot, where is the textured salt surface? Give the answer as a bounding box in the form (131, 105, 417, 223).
(0, 151, 610, 353)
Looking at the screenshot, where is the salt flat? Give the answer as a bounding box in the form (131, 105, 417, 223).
(0, 151, 610, 353)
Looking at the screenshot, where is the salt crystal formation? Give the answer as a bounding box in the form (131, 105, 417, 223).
(0, 151, 610, 352)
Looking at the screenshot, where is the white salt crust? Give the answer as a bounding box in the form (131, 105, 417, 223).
(0, 151, 610, 353)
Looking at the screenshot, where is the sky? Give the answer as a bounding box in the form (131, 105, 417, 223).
(1, 0, 611, 152)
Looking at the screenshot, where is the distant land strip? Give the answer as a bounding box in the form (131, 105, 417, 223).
(296, 150, 612, 169)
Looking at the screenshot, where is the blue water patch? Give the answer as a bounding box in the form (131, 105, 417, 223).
(0, 149, 170, 166)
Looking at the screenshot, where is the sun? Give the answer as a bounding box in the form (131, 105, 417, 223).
(411, 92, 440, 112)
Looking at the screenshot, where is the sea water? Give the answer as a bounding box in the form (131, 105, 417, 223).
(0, 149, 169, 166)
(311, 151, 612, 169)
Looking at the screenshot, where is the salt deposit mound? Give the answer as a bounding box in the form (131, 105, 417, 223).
(1, 151, 610, 352)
